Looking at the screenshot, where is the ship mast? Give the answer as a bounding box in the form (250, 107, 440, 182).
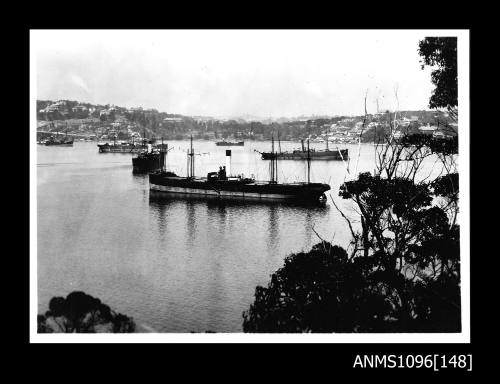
(269, 134, 278, 184)
(307, 139, 311, 184)
(191, 135, 194, 177)
(160, 137, 167, 172)
(187, 135, 195, 178)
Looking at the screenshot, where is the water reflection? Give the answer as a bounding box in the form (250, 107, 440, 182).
(148, 192, 331, 255)
(146, 193, 331, 331)
(304, 209, 314, 245)
(206, 199, 227, 230)
(149, 196, 169, 239)
(267, 205, 279, 251)
(185, 200, 197, 247)
(131, 172, 149, 202)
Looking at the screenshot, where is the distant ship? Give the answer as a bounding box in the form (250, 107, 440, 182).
(98, 130, 154, 153)
(132, 141, 171, 173)
(149, 136, 330, 203)
(261, 139, 348, 161)
(98, 141, 144, 153)
(44, 130, 74, 146)
(40, 123, 74, 146)
(215, 140, 244, 146)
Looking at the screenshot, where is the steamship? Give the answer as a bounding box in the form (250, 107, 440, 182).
(98, 130, 154, 153)
(132, 140, 171, 173)
(215, 140, 244, 146)
(97, 135, 144, 153)
(149, 137, 330, 203)
(45, 136, 74, 146)
(261, 139, 348, 160)
(44, 129, 74, 146)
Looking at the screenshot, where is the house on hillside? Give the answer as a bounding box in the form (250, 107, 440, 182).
(433, 130, 446, 138)
(418, 124, 439, 134)
(397, 118, 411, 127)
(72, 104, 88, 113)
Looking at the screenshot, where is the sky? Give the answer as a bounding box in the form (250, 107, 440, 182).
(33, 30, 443, 118)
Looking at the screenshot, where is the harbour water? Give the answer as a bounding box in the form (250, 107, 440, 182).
(37, 140, 442, 332)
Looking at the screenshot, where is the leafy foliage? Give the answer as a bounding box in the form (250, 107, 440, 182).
(38, 291, 136, 333)
(243, 230, 460, 333)
(243, 131, 460, 333)
(418, 37, 458, 111)
(243, 243, 393, 332)
(400, 134, 458, 156)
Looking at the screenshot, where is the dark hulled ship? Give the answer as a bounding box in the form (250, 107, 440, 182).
(97, 136, 144, 153)
(133, 152, 162, 173)
(215, 140, 244, 146)
(44, 129, 74, 146)
(132, 141, 171, 173)
(261, 139, 348, 160)
(45, 136, 74, 146)
(42, 123, 74, 146)
(98, 142, 144, 153)
(149, 137, 330, 203)
(98, 129, 155, 153)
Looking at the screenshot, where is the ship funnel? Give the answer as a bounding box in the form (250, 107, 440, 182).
(225, 149, 231, 176)
(159, 142, 167, 171)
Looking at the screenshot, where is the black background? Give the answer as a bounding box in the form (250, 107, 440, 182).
(11, 6, 480, 375)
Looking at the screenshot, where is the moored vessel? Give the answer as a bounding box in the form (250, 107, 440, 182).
(149, 137, 330, 203)
(215, 140, 244, 146)
(132, 140, 171, 173)
(98, 130, 148, 153)
(42, 123, 74, 146)
(261, 139, 348, 160)
(98, 141, 144, 153)
(44, 132, 74, 146)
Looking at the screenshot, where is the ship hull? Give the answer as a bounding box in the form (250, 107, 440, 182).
(215, 142, 244, 146)
(132, 154, 163, 173)
(262, 149, 348, 160)
(98, 144, 144, 153)
(45, 142, 73, 146)
(150, 183, 297, 200)
(149, 172, 330, 202)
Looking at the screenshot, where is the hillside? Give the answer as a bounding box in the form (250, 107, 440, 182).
(37, 99, 457, 142)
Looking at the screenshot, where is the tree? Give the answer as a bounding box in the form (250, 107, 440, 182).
(37, 291, 136, 333)
(244, 73, 460, 332)
(243, 243, 393, 332)
(418, 37, 458, 120)
(243, 131, 460, 332)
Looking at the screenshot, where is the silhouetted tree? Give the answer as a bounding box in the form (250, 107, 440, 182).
(243, 132, 460, 332)
(38, 291, 136, 333)
(244, 78, 460, 332)
(418, 37, 458, 121)
(244, 38, 462, 329)
(243, 243, 392, 332)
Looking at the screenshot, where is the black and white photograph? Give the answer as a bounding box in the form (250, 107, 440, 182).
(30, 29, 469, 343)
